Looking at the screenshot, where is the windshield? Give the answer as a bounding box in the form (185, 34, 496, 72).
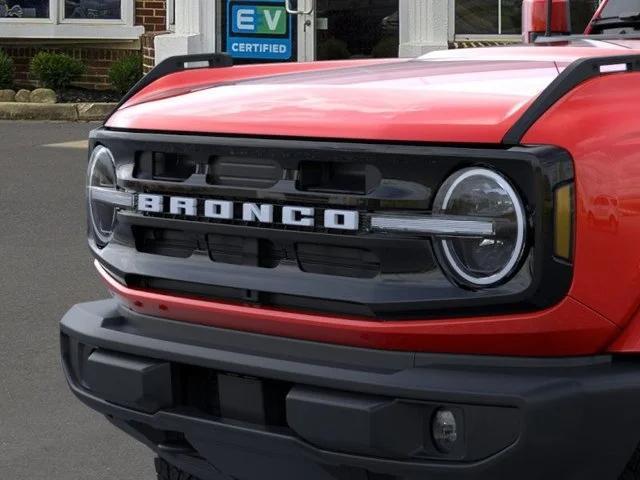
(600, 0, 640, 18)
(590, 0, 640, 34)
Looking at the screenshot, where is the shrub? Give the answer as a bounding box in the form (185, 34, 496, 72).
(317, 38, 351, 61)
(372, 37, 400, 58)
(29, 52, 85, 90)
(0, 50, 14, 89)
(108, 54, 143, 94)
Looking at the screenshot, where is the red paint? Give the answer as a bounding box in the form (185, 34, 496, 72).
(525, 10, 640, 353)
(97, 262, 618, 357)
(522, 73, 640, 345)
(122, 59, 395, 108)
(609, 307, 640, 352)
(109, 56, 564, 144)
(107, 44, 640, 144)
(103, 39, 640, 356)
(522, 0, 571, 42)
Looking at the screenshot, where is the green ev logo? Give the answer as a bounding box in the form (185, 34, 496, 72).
(232, 5, 287, 35)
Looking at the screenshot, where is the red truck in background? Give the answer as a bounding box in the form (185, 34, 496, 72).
(61, 0, 640, 479)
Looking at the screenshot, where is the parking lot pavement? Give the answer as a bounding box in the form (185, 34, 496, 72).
(0, 121, 154, 480)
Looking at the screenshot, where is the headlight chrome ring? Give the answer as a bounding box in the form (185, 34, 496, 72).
(433, 167, 527, 288)
(87, 145, 118, 246)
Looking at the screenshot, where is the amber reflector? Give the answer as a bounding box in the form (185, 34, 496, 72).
(554, 184, 574, 261)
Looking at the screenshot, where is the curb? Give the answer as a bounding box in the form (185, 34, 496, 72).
(0, 102, 117, 121)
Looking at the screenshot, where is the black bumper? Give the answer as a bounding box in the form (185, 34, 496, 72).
(61, 300, 640, 480)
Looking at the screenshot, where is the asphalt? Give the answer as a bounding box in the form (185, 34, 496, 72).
(0, 121, 154, 479)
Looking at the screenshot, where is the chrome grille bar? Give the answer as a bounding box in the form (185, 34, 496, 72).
(369, 214, 495, 237)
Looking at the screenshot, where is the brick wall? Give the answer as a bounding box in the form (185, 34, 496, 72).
(142, 33, 160, 74)
(0, 0, 167, 91)
(138, 0, 168, 73)
(136, 0, 167, 33)
(3, 45, 136, 90)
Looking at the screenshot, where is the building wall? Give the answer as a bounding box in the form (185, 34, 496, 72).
(136, 0, 167, 31)
(3, 44, 136, 90)
(142, 32, 164, 73)
(138, 0, 168, 73)
(0, 0, 167, 90)
(1, 0, 603, 90)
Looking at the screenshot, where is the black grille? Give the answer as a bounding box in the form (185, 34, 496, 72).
(207, 234, 284, 269)
(134, 151, 196, 182)
(135, 227, 197, 258)
(296, 243, 380, 278)
(208, 156, 283, 188)
(93, 129, 574, 319)
(131, 226, 419, 279)
(297, 161, 381, 195)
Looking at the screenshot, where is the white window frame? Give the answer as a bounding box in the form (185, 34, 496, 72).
(166, 0, 175, 31)
(0, 0, 143, 39)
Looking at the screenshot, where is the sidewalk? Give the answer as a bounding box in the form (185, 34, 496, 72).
(0, 102, 116, 121)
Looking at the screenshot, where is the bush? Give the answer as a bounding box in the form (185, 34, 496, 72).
(108, 54, 143, 94)
(317, 38, 351, 61)
(0, 50, 14, 89)
(29, 52, 85, 90)
(372, 37, 400, 58)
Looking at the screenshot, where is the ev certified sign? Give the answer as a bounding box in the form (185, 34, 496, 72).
(226, 0, 294, 61)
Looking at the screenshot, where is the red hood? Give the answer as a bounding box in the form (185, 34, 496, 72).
(106, 43, 639, 144)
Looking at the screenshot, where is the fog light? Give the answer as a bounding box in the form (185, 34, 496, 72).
(432, 409, 458, 453)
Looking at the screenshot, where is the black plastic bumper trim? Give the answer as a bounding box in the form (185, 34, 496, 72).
(61, 299, 640, 480)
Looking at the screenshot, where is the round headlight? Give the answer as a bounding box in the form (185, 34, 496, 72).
(87, 145, 117, 246)
(433, 168, 526, 287)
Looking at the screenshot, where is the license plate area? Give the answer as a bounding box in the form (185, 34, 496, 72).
(216, 373, 290, 426)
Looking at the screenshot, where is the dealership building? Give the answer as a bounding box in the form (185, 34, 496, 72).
(0, 0, 600, 89)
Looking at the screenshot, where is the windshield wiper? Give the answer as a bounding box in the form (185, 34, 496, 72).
(597, 11, 640, 22)
(591, 12, 640, 30)
(535, 32, 640, 43)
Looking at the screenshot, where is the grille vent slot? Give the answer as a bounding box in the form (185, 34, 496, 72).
(207, 234, 283, 268)
(134, 152, 196, 182)
(297, 161, 381, 195)
(296, 244, 380, 279)
(134, 228, 197, 258)
(208, 156, 283, 188)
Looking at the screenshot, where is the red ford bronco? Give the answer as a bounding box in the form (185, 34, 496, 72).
(61, 0, 640, 478)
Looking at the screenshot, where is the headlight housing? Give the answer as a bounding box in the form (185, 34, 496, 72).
(87, 145, 119, 246)
(433, 168, 526, 288)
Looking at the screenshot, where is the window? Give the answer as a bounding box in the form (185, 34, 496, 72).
(600, 0, 640, 17)
(501, 0, 523, 34)
(64, 0, 122, 20)
(455, 0, 602, 36)
(455, 0, 522, 35)
(571, 0, 600, 32)
(0, 0, 49, 18)
(316, 0, 399, 61)
(0, 0, 142, 38)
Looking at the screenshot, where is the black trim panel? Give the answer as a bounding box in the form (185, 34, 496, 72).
(61, 300, 640, 480)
